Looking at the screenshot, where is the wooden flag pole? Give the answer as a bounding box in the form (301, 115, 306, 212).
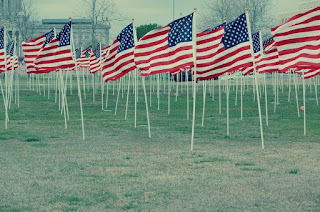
(157, 74, 160, 110)
(134, 69, 137, 128)
(168, 72, 171, 114)
(70, 16, 85, 140)
(55, 72, 58, 103)
(240, 74, 243, 120)
(59, 70, 67, 129)
(226, 73, 230, 136)
(245, 12, 264, 149)
(314, 77, 319, 105)
(4, 25, 8, 129)
(264, 74, 269, 126)
(125, 72, 131, 120)
(175, 73, 179, 102)
(82, 69, 86, 99)
(186, 69, 189, 120)
(63, 71, 70, 121)
(235, 74, 238, 106)
(142, 76, 151, 138)
(114, 78, 122, 115)
(105, 81, 109, 108)
(149, 75, 152, 107)
(219, 76, 221, 114)
(293, 72, 300, 117)
(201, 80, 207, 127)
(191, 8, 197, 151)
(303, 71, 306, 136)
(258, 31, 268, 126)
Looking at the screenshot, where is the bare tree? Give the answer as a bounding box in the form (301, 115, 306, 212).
(0, 0, 38, 41)
(200, 0, 275, 38)
(77, 0, 123, 46)
(14, 0, 38, 42)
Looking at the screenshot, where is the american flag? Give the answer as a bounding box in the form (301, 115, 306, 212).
(296, 69, 320, 79)
(102, 23, 136, 82)
(77, 46, 91, 68)
(196, 13, 253, 80)
(134, 13, 194, 76)
(101, 45, 110, 60)
(6, 41, 15, 71)
(0, 27, 6, 73)
(271, 6, 320, 72)
(89, 42, 101, 74)
(242, 31, 261, 76)
(75, 48, 81, 59)
(256, 37, 280, 74)
(34, 21, 75, 73)
(196, 23, 225, 80)
(21, 29, 54, 74)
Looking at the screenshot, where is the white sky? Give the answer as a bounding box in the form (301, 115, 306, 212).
(33, 0, 313, 40)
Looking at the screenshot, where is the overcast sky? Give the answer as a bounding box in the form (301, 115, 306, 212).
(33, 0, 313, 39)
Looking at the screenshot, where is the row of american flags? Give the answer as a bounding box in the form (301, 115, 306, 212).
(1, 6, 319, 80)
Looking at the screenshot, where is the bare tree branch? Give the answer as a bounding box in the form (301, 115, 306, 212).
(200, 0, 276, 38)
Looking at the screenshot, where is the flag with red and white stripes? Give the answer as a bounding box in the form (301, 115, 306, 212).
(34, 21, 75, 73)
(271, 6, 320, 72)
(0, 27, 6, 73)
(256, 37, 280, 74)
(196, 13, 253, 80)
(242, 31, 261, 76)
(77, 46, 91, 68)
(134, 13, 194, 77)
(101, 45, 110, 59)
(297, 69, 320, 79)
(22, 29, 54, 74)
(89, 43, 101, 74)
(6, 41, 15, 71)
(196, 23, 225, 80)
(102, 23, 136, 82)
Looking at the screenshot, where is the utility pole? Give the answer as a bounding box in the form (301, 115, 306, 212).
(173, 0, 175, 21)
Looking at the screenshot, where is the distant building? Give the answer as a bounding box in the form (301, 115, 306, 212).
(35, 19, 110, 49)
(278, 1, 320, 24)
(0, 0, 110, 55)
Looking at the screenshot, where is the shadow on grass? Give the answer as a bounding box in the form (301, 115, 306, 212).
(195, 157, 231, 164)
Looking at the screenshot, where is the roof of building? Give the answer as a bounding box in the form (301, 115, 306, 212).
(42, 19, 93, 25)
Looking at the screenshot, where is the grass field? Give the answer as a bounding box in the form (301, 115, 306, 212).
(0, 75, 319, 211)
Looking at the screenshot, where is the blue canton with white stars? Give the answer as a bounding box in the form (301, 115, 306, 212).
(252, 32, 260, 53)
(117, 23, 134, 53)
(75, 48, 81, 59)
(263, 37, 273, 50)
(6, 41, 14, 56)
(222, 13, 249, 49)
(168, 13, 193, 48)
(94, 43, 100, 59)
(43, 29, 55, 47)
(84, 46, 91, 58)
(56, 21, 71, 47)
(0, 28, 4, 49)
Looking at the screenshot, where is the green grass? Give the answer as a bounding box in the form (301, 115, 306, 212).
(195, 157, 231, 164)
(0, 75, 319, 211)
(235, 161, 255, 166)
(288, 169, 299, 174)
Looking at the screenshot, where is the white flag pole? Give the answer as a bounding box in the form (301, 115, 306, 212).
(201, 80, 206, 127)
(191, 8, 197, 151)
(133, 19, 151, 137)
(293, 71, 300, 117)
(70, 17, 85, 140)
(258, 30, 268, 126)
(186, 68, 189, 120)
(4, 25, 8, 129)
(303, 71, 306, 136)
(245, 9, 265, 149)
(125, 72, 131, 120)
